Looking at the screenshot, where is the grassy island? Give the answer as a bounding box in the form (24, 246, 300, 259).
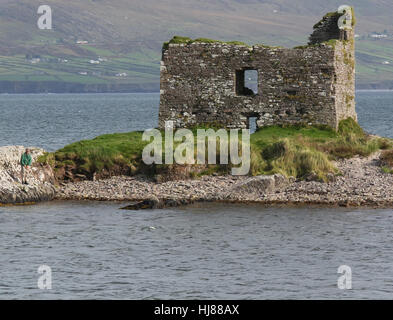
(38, 118, 392, 182)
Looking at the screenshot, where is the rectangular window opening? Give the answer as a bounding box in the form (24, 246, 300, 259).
(248, 116, 257, 134)
(286, 90, 298, 96)
(236, 69, 258, 96)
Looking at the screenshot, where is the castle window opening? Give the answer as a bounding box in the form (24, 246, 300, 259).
(248, 116, 257, 133)
(236, 69, 258, 96)
(286, 90, 298, 96)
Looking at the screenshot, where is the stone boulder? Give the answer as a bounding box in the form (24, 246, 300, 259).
(0, 146, 56, 204)
(226, 174, 289, 199)
(120, 196, 194, 210)
(120, 195, 160, 210)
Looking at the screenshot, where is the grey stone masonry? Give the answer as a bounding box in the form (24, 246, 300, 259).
(159, 10, 356, 130)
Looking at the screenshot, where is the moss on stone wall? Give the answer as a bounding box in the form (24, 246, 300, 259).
(162, 36, 191, 50)
(350, 7, 356, 27)
(312, 7, 355, 30)
(323, 39, 339, 48)
(346, 94, 354, 104)
(254, 44, 283, 49)
(162, 36, 285, 51)
(294, 39, 338, 50)
(346, 94, 354, 108)
(313, 11, 341, 29)
(194, 38, 248, 46)
(293, 44, 318, 49)
(163, 36, 249, 50)
(343, 48, 355, 69)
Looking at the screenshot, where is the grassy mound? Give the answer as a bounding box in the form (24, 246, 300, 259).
(249, 118, 390, 180)
(39, 118, 392, 182)
(39, 132, 147, 180)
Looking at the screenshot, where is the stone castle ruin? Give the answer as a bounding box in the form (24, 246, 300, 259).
(159, 9, 357, 130)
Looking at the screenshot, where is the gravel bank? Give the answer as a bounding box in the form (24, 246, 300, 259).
(56, 152, 393, 208)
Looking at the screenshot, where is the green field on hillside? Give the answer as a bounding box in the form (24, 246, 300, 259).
(1, 0, 393, 90)
(0, 45, 160, 87)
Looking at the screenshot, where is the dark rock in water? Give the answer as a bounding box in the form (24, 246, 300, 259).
(121, 196, 160, 210)
(163, 198, 194, 207)
(121, 196, 194, 210)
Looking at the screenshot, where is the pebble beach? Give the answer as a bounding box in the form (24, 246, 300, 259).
(55, 152, 393, 208)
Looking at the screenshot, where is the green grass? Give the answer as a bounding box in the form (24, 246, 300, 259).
(382, 167, 393, 174)
(39, 131, 148, 176)
(39, 118, 393, 182)
(249, 118, 391, 180)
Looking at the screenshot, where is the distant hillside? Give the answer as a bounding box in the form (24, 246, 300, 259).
(0, 0, 393, 92)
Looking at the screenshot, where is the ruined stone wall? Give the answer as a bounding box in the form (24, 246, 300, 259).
(309, 13, 341, 45)
(333, 34, 357, 124)
(159, 12, 356, 130)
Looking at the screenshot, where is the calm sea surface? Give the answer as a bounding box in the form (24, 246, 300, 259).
(0, 91, 393, 299)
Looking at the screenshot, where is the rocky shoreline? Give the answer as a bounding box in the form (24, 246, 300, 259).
(55, 151, 393, 208)
(1, 145, 392, 208)
(0, 146, 56, 205)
